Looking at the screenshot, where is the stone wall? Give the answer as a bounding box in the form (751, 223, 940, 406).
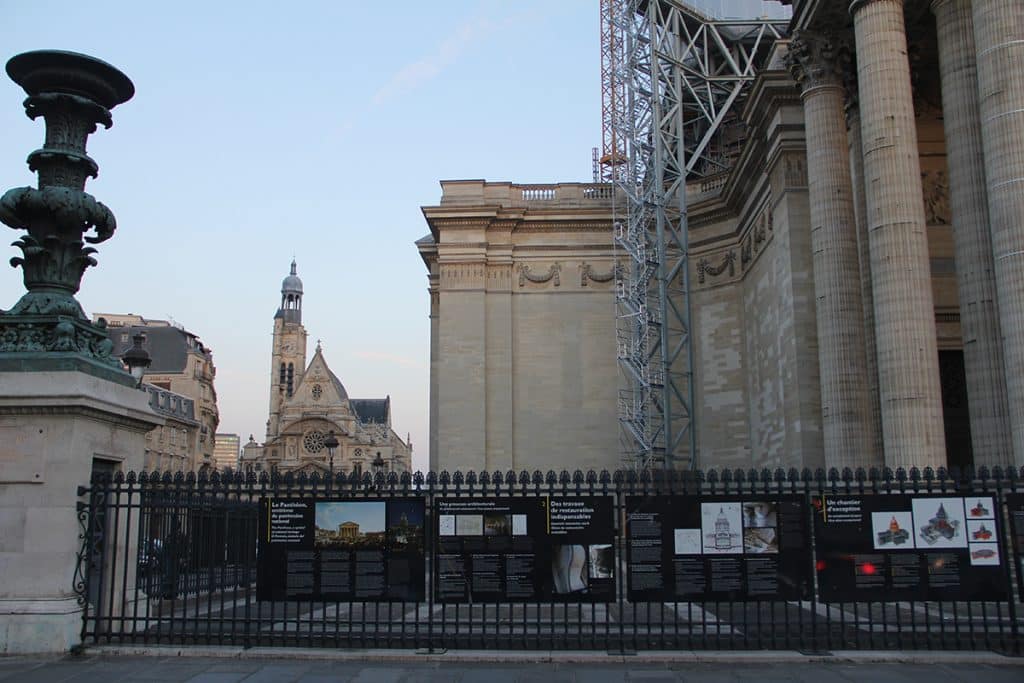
(423, 182, 618, 473)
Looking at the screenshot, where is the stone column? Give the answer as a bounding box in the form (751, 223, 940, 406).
(845, 96, 885, 465)
(849, 0, 947, 467)
(972, 0, 1024, 466)
(787, 31, 876, 470)
(932, 0, 1012, 466)
(428, 269, 440, 471)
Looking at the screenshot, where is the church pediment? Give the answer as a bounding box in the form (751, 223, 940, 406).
(285, 346, 352, 415)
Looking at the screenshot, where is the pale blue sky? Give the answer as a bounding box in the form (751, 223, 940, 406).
(0, 0, 603, 470)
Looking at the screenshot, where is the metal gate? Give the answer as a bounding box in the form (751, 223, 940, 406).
(76, 466, 1024, 653)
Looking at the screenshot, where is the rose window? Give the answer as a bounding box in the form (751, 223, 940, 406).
(303, 430, 326, 453)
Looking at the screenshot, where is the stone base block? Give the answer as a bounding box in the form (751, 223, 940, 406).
(0, 596, 81, 654)
(0, 368, 161, 653)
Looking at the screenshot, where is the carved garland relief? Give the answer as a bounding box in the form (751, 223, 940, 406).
(516, 262, 561, 287)
(699, 204, 774, 287)
(579, 261, 620, 287)
(697, 251, 736, 284)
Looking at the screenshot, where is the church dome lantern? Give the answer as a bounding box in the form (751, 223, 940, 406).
(276, 259, 303, 323)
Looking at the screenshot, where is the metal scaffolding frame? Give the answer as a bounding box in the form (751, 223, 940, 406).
(604, 1, 788, 471)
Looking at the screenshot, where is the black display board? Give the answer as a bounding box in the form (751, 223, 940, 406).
(626, 495, 812, 602)
(434, 496, 615, 603)
(1007, 493, 1024, 596)
(812, 493, 1007, 602)
(257, 497, 425, 602)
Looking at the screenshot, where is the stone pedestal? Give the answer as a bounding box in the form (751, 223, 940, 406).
(0, 371, 161, 653)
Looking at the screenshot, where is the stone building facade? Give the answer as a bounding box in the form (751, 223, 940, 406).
(420, 0, 1024, 473)
(96, 313, 220, 468)
(142, 384, 203, 472)
(240, 262, 413, 476)
(418, 182, 619, 473)
(213, 432, 240, 470)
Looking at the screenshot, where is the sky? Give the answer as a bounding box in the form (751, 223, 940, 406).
(0, 0, 604, 472)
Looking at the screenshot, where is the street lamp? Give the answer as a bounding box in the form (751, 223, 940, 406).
(122, 333, 151, 388)
(372, 452, 385, 485)
(324, 431, 339, 486)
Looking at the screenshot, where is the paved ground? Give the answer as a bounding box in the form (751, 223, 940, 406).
(0, 650, 1021, 683)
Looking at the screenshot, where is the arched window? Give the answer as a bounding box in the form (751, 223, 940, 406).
(286, 363, 294, 396)
(279, 362, 286, 386)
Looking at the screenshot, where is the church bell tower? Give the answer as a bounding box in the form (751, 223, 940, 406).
(267, 259, 308, 440)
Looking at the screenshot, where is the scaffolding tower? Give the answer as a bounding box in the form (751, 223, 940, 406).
(603, 0, 788, 471)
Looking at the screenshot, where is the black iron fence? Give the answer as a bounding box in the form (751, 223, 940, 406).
(76, 466, 1024, 653)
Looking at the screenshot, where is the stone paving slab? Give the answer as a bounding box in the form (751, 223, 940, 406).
(79, 646, 1024, 665)
(0, 652, 1020, 683)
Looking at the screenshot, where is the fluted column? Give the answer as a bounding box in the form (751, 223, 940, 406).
(932, 0, 1012, 466)
(787, 31, 876, 470)
(845, 97, 885, 464)
(972, 0, 1024, 466)
(849, 0, 947, 467)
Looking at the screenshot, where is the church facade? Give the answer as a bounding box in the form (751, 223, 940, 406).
(419, 0, 1024, 473)
(240, 262, 413, 476)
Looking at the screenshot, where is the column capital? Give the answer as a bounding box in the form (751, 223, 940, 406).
(786, 30, 851, 93)
(849, 0, 903, 17)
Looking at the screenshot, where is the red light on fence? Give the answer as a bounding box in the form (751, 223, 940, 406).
(815, 560, 827, 572)
(860, 562, 878, 575)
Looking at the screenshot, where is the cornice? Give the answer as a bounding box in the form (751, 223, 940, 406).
(427, 218, 494, 230)
(436, 242, 490, 251)
(513, 244, 613, 252)
(723, 71, 803, 215)
(741, 71, 803, 127)
(515, 220, 612, 234)
(0, 403, 162, 432)
(792, 0, 855, 33)
(689, 202, 736, 230)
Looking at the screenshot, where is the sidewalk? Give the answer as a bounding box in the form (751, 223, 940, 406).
(0, 649, 1021, 683)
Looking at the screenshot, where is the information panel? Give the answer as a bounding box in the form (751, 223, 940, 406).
(1007, 493, 1024, 596)
(813, 493, 1007, 602)
(257, 497, 425, 602)
(626, 495, 812, 602)
(433, 496, 615, 603)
